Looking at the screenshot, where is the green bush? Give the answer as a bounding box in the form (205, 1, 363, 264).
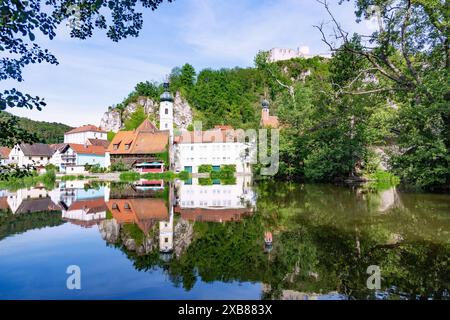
(119, 171, 140, 181)
(198, 164, 213, 173)
(85, 164, 107, 173)
(110, 161, 128, 172)
(45, 164, 59, 172)
(198, 177, 213, 185)
(221, 164, 236, 173)
(143, 171, 177, 180)
(177, 170, 190, 181)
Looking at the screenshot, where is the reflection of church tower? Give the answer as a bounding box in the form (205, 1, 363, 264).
(159, 81, 174, 143)
(159, 206, 174, 253)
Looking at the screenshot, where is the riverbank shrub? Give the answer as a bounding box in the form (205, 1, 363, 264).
(110, 161, 128, 172)
(198, 164, 213, 173)
(119, 171, 140, 181)
(120, 170, 191, 182)
(85, 164, 107, 173)
(0, 169, 56, 190)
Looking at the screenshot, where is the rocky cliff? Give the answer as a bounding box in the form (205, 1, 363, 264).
(99, 92, 193, 132)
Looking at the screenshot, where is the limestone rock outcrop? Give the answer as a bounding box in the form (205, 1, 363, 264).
(99, 219, 120, 244)
(99, 92, 193, 132)
(173, 218, 194, 258)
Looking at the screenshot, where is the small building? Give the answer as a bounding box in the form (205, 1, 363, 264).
(8, 143, 54, 168)
(260, 99, 279, 128)
(0, 147, 11, 165)
(268, 46, 331, 62)
(58, 143, 107, 173)
(106, 198, 169, 234)
(64, 125, 107, 144)
(61, 198, 107, 228)
(6, 187, 61, 214)
(107, 119, 169, 172)
(174, 176, 255, 223)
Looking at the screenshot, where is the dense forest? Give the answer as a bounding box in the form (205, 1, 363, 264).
(0, 112, 72, 144)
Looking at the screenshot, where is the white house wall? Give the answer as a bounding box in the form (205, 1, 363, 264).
(174, 142, 251, 173)
(64, 131, 107, 144)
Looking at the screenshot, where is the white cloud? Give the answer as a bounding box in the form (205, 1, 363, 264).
(177, 0, 374, 65)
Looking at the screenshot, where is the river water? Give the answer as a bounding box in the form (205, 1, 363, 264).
(0, 177, 448, 299)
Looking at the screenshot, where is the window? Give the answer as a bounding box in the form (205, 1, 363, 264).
(125, 144, 130, 150)
(112, 203, 118, 209)
(165, 123, 168, 128)
(40, 157, 43, 160)
(124, 203, 131, 210)
(29, 157, 32, 160)
(113, 144, 119, 150)
(165, 238, 168, 243)
(165, 108, 168, 115)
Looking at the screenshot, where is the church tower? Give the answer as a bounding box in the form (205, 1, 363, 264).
(261, 99, 270, 122)
(159, 81, 174, 142)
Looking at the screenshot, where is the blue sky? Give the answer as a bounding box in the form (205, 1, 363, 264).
(2, 0, 375, 126)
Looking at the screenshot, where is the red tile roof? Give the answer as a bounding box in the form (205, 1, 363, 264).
(66, 125, 106, 135)
(87, 139, 110, 148)
(107, 119, 169, 155)
(107, 198, 169, 233)
(69, 144, 106, 156)
(261, 116, 279, 128)
(174, 126, 241, 144)
(0, 147, 11, 159)
(68, 198, 107, 213)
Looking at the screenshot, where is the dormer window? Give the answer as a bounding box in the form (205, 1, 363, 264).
(125, 144, 131, 150)
(113, 143, 120, 150)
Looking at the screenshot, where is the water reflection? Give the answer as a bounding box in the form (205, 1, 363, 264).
(0, 179, 448, 300)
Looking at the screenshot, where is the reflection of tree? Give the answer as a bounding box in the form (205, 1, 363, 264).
(112, 182, 449, 299)
(0, 210, 64, 241)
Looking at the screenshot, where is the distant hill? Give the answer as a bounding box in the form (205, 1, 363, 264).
(0, 111, 72, 144)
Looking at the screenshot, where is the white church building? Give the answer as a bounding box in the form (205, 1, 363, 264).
(156, 82, 254, 174)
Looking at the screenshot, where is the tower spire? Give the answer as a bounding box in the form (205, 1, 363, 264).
(159, 77, 174, 143)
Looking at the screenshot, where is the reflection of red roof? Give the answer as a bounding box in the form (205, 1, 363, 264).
(68, 198, 107, 214)
(66, 125, 106, 134)
(174, 206, 253, 222)
(69, 144, 106, 156)
(63, 218, 104, 228)
(0, 147, 11, 159)
(106, 198, 169, 233)
(0, 197, 8, 210)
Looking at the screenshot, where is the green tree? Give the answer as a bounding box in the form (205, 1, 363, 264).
(180, 63, 196, 88)
(0, 0, 172, 146)
(317, 0, 450, 190)
(124, 106, 147, 130)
